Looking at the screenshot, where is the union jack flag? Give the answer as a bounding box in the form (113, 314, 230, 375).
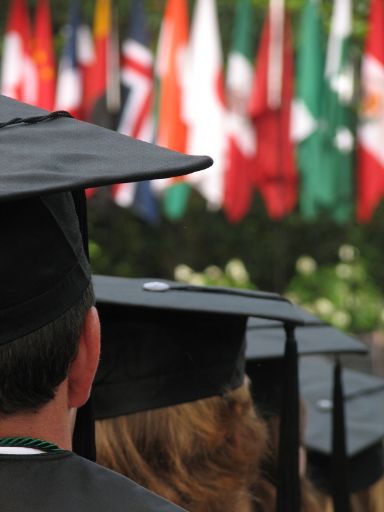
(113, 0, 158, 223)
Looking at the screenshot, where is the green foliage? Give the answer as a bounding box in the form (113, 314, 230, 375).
(286, 247, 384, 333)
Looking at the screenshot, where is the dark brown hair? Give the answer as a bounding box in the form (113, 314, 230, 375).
(0, 284, 94, 416)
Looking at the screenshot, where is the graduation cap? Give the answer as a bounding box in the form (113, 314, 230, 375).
(0, 95, 212, 457)
(93, 275, 305, 416)
(245, 311, 367, 512)
(301, 357, 384, 497)
(92, 275, 304, 512)
(246, 308, 366, 417)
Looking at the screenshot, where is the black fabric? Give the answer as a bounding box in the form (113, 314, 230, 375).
(0, 192, 90, 345)
(94, 305, 246, 417)
(246, 321, 366, 360)
(331, 362, 351, 512)
(0, 95, 212, 202)
(0, 451, 186, 511)
(73, 397, 96, 462)
(302, 358, 384, 495)
(301, 358, 384, 456)
(309, 442, 384, 495)
(247, 359, 284, 417)
(276, 325, 300, 512)
(93, 275, 305, 324)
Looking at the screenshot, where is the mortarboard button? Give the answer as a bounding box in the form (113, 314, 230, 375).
(143, 282, 171, 292)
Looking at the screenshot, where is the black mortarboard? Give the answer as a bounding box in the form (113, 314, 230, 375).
(0, 95, 212, 345)
(301, 357, 384, 495)
(93, 274, 304, 417)
(247, 306, 366, 362)
(245, 313, 367, 512)
(0, 95, 212, 457)
(246, 309, 366, 416)
(93, 275, 305, 512)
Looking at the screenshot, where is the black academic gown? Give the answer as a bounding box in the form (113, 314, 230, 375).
(0, 450, 186, 511)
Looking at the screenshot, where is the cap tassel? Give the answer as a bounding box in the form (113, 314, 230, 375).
(71, 189, 95, 461)
(72, 396, 96, 462)
(276, 324, 300, 512)
(72, 190, 89, 259)
(331, 360, 351, 512)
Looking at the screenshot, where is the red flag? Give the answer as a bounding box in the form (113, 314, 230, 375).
(1, 0, 37, 104)
(34, 0, 55, 110)
(223, 139, 255, 222)
(223, 0, 257, 223)
(249, 7, 297, 219)
(357, 0, 384, 222)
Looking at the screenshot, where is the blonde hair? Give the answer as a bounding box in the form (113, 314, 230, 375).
(96, 383, 268, 512)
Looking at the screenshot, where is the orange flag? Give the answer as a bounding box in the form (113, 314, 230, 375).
(34, 0, 55, 110)
(157, 0, 188, 152)
(155, 0, 190, 220)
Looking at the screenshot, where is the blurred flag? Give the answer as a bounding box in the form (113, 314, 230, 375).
(319, 0, 354, 222)
(293, 0, 325, 219)
(154, 0, 190, 221)
(223, 0, 256, 223)
(55, 1, 83, 118)
(34, 0, 55, 110)
(183, 0, 227, 208)
(78, 20, 96, 119)
(85, 0, 111, 121)
(1, 0, 37, 104)
(112, 0, 158, 224)
(357, 0, 384, 222)
(249, 0, 297, 219)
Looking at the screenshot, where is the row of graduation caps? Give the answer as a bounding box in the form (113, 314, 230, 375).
(1, 93, 382, 512)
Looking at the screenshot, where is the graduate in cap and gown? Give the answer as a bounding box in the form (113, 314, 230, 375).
(92, 275, 305, 512)
(0, 94, 212, 512)
(245, 309, 369, 512)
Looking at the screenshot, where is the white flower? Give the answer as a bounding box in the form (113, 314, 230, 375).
(174, 264, 193, 282)
(332, 310, 351, 329)
(189, 273, 205, 285)
(338, 244, 358, 263)
(225, 259, 249, 284)
(315, 298, 334, 316)
(204, 265, 223, 280)
(335, 263, 352, 279)
(296, 256, 317, 276)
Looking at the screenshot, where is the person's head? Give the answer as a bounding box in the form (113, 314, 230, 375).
(96, 381, 267, 512)
(0, 94, 212, 456)
(0, 283, 100, 420)
(92, 276, 302, 511)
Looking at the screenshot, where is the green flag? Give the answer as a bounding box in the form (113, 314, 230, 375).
(319, 0, 354, 222)
(294, 0, 325, 219)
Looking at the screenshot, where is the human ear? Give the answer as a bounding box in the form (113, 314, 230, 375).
(68, 306, 101, 409)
